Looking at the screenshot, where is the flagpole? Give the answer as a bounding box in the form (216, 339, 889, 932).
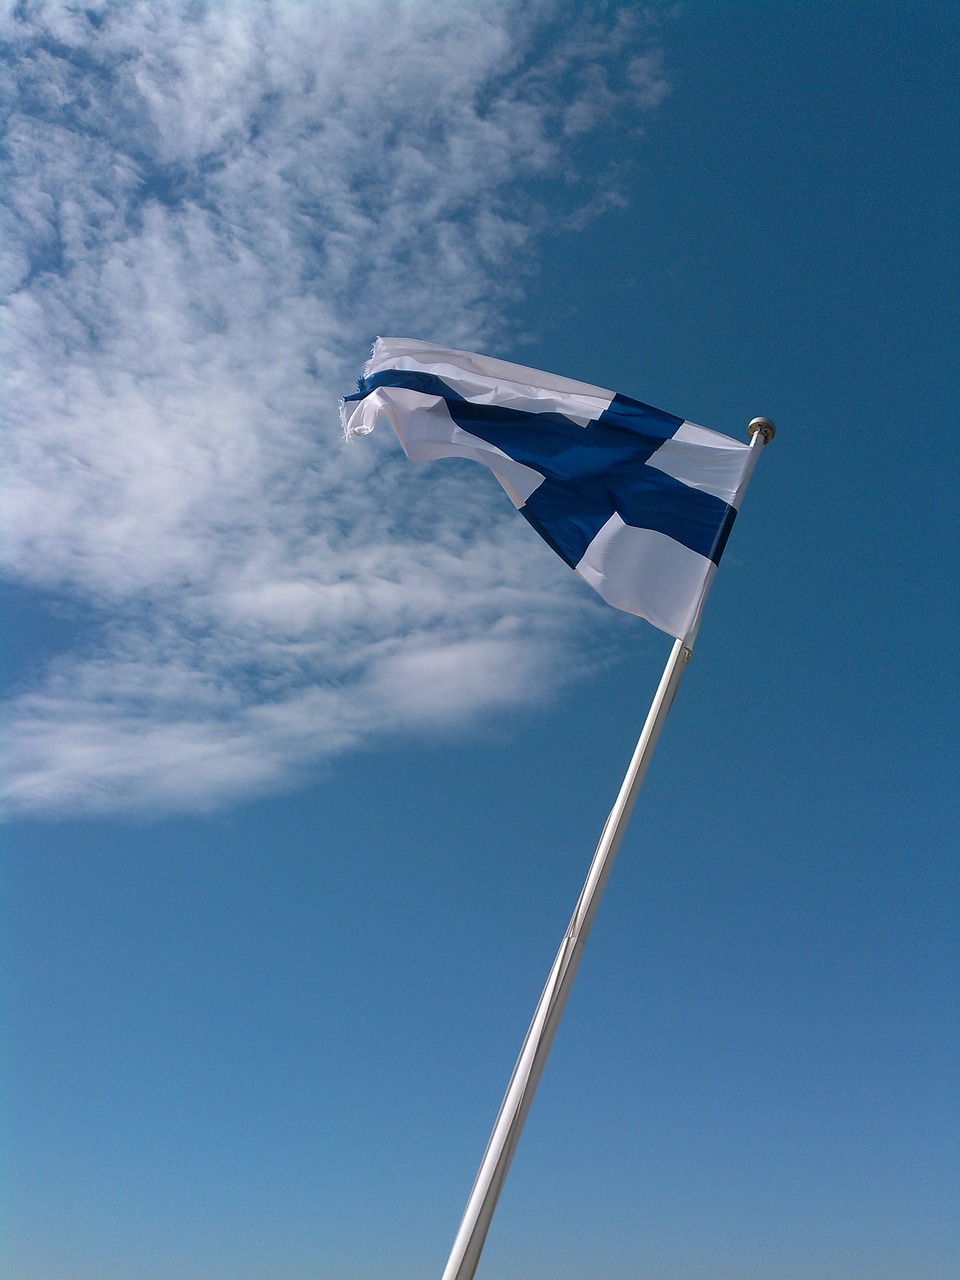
(439, 418, 774, 1280)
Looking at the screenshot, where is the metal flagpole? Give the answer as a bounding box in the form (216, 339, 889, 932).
(439, 418, 775, 1280)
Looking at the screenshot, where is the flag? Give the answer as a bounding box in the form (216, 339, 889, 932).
(341, 338, 760, 645)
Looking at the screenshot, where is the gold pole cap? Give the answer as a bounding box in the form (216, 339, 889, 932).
(747, 417, 776, 444)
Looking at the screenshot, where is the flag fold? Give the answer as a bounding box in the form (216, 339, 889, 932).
(341, 338, 758, 645)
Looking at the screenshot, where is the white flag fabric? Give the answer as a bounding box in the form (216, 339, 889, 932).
(341, 338, 759, 645)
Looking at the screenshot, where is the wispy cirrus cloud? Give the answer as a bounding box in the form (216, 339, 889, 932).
(0, 0, 670, 816)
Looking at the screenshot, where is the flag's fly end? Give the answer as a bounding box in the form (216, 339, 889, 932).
(340, 397, 372, 442)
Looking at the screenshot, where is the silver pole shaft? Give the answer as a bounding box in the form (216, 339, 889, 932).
(440, 421, 773, 1280)
(440, 421, 774, 1280)
(440, 635, 691, 1280)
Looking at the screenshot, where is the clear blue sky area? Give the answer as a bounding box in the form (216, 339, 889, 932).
(3, 4, 958, 1279)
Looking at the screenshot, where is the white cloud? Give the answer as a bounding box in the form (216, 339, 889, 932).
(0, 0, 669, 816)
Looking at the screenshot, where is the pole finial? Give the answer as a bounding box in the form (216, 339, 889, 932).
(747, 416, 776, 445)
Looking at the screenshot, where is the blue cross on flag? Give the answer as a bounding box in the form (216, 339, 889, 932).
(341, 338, 760, 646)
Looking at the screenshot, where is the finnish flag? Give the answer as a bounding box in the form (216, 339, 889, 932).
(341, 339, 760, 646)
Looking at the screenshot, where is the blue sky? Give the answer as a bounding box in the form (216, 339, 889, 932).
(3, 3, 958, 1278)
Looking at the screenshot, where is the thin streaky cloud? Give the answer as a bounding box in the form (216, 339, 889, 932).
(1, 0, 670, 817)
